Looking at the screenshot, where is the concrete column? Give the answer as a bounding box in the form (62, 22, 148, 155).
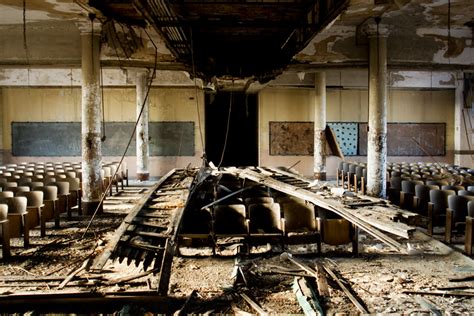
(366, 24, 388, 198)
(136, 70, 150, 181)
(79, 22, 103, 215)
(0, 89, 4, 166)
(313, 72, 327, 180)
(454, 72, 473, 167)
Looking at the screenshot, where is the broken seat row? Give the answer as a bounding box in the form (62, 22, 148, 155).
(179, 181, 358, 254)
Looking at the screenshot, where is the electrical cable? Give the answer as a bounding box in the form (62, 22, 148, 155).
(81, 27, 158, 238)
(218, 85, 233, 168)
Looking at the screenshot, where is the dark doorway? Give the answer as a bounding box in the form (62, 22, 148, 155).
(205, 92, 258, 167)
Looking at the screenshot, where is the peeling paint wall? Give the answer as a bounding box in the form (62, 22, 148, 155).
(259, 87, 455, 178)
(0, 86, 205, 177)
(0, 68, 198, 87)
(0, 21, 81, 63)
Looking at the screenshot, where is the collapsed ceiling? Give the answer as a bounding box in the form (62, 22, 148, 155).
(88, 0, 349, 83)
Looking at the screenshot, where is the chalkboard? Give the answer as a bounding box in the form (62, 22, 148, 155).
(12, 121, 195, 157)
(12, 122, 81, 156)
(358, 123, 445, 156)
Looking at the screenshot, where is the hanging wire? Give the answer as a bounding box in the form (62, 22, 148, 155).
(189, 27, 206, 162)
(218, 83, 233, 168)
(81, 27, 159, 238)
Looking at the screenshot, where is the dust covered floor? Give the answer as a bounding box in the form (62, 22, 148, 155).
(1, 181, 474, 314)
(169, 231, 474, 314)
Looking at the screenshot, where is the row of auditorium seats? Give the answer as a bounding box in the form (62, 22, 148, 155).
(0, 161, 128, 259)
(180, 179, 357, 254)
(337, 161, 474, 255)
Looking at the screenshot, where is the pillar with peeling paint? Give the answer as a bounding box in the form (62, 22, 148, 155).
(79, 22, 103, 215)
(136, 70, 150, 181)
(366, 24, 388, 198)
(313, 72, 327, 180)
(454, 72, 473, 167)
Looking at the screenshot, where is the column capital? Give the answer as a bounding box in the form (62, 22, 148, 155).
(76, 19, 102, 35)
(362, 21, 390, 38)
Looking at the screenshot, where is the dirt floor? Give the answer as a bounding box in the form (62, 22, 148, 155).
(1, 181, 474, 314)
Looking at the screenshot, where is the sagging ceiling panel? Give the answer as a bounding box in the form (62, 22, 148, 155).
(89, 0, 349, 82)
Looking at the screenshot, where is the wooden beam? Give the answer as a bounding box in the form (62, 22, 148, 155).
(0, 291, 185, 313)
(240, 293, 268, 316)
(91, 169, 177, 271)
(321, 263, 369, 314)
(237, 169, 405, 252)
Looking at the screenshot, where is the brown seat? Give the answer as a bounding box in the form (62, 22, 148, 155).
(427, 189, 456, 236)
(53, 181, 70, 220)
(18, 191, 45, 237)
(316, 207, 357, 254)
(36, 186, 59, 228)
(279, 197, 320, 252)
(9, 186, 31, 196)
(426, 180, 449, 187)
(0, 192, 14, 199)
(388, 176, 402, 205)
(413, 184, 439, 216)
(214, 204, 247, 236)
(445, 195, 474, 243)
(5, 196, 29, 247)
(66, 177, 81, 215)
(465, 201, 474, 255)
(400, 180, 424, 210)
(442, 185, 465, 193)
(28, 181, 44, 190)
(248, 203, 283, 247)
(0, 204, 10, 259)
(458, 190, 474, 197)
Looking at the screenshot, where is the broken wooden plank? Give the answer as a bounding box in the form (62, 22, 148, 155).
(403, 290, 474, 297)
(237, 168, 405, 252)
(293, 277, 324, 316)
(132, 231, 170, 239)
(240, 293, 268, 316)
(58, 258, 91, 289)
(449, 275, 474, 282)
(321, 263, 368, 314)
(0, 290, 186, 313)
(314, 263, 330, 297)
(91, 169, 177, 271)
(106, 268, 160, 285)
(280, 252, 320, 280)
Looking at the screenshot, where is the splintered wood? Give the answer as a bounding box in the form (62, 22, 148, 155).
(234, 167, 415, 252)
(92, 168, 195, 273)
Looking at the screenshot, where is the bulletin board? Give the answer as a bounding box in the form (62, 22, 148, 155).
(358, 123, 445, 156)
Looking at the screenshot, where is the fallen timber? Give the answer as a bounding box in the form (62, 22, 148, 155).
(233, 167, 416, 252)
(91, 168, 196, 295)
